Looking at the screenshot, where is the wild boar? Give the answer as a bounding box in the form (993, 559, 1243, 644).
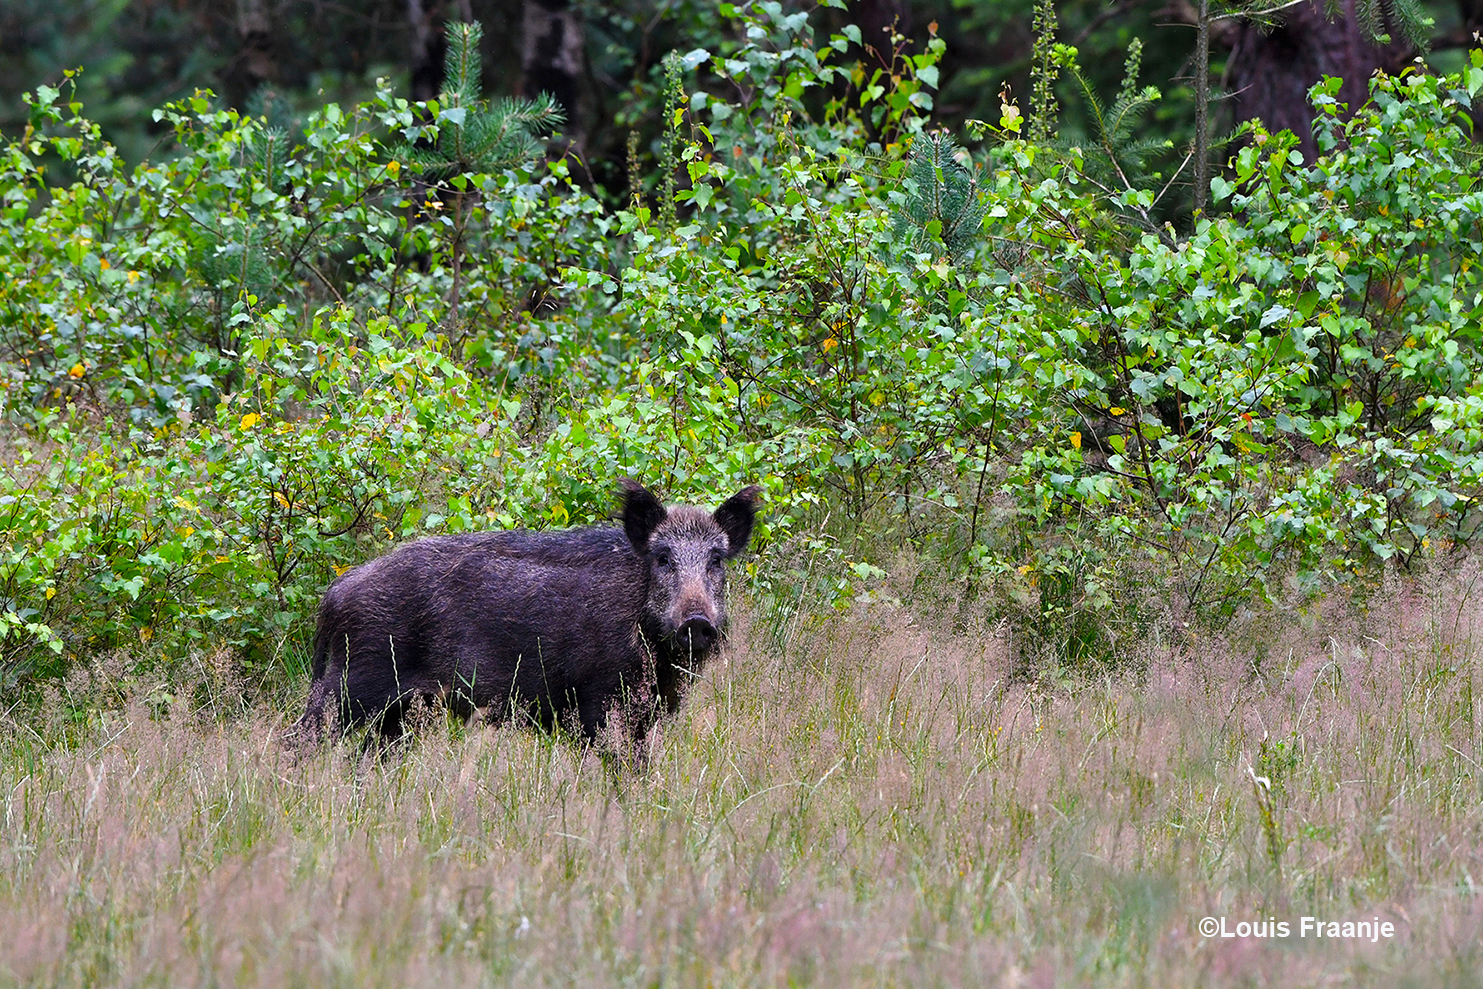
(294, 480, 761, 748)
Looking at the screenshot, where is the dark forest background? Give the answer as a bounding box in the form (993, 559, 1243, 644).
(5, 0, 1481, 203)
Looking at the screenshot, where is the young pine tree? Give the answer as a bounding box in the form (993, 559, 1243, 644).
(396, 21, 565, 314)
(401, 21, 564, 180)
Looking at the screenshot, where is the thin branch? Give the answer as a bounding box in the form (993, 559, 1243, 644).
(1071, 0, 1141, 46)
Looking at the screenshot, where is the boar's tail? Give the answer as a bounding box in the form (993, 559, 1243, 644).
(293, 624, 341, 747)
(292, 675, 335, 747)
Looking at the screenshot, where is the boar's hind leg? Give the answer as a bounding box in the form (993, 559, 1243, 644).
(365, 693, 411, 741)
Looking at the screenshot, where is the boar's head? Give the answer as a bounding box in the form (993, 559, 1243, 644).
(622, 480, 762, 661)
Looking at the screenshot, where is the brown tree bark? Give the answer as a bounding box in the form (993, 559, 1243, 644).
(1227, 0, 1412, 162)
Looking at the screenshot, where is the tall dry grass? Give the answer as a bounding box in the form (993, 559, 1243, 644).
(3, 567, 1483, 987)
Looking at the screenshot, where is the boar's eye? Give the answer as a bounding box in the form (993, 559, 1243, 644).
(708, 549, 726, 568)
(652, 548, 673, 569)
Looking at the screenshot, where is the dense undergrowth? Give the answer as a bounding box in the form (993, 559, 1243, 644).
(1, 3, 1482, 707)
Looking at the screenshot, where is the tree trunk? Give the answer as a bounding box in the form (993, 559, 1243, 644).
(1456, 0, 1483, 136)
(1227, 0, 1412, 162)
(521, 0, 590, 157)
(407, 0, 473, 102)
(1459, 0, 1483, 35)
(221, 0, 277, 109)
(407, 0, 443, 103)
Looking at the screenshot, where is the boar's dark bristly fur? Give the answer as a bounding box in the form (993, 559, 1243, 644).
(294, 481, 761, 747)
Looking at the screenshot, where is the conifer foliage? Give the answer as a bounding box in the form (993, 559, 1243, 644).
(892, 132, 986, 264)
(1261, 0, 1434, 51)
(398, 21, 564, 180)
(1059, 41, 1169, 199)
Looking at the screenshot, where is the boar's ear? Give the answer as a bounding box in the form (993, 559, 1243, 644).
(714, 485, 762, 558)
(621, 479, 667, 553)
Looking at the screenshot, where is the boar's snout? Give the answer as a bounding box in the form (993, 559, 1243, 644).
(678, 614, 718, 653)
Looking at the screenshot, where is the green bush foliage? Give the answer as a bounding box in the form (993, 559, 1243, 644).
(2, 3, 1482, 697)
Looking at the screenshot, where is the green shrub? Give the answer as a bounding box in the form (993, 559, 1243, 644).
(2, 9, 1482, 697)
(983, 60, 1483, 619)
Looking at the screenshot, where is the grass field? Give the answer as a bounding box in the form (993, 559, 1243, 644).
(3, 571, 1483, 987)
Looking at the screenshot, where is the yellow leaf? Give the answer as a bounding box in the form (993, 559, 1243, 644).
(140, 626, 153, 643)
(239, 412, 260, 430)
(99, 257, 110, 270)
(273, 491, 291, 510)
(45, 587, 56, 600)
(68, 363, 85, 378)
(127, 270, 140, 284)
(1109, 406, 1125, 416)
(821, 337, 838, 352)
(386, 159, 401, 178)
(1000, 100, 1022, 134)
(1070, 431, 1082, 450)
